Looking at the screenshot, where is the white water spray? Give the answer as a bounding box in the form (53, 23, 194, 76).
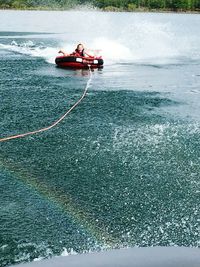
(0, 11, 199, 65)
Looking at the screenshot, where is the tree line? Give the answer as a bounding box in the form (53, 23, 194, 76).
(94, 0, 200, 11)
(0, 0, 200, 11)
(0, 0, 77, 9)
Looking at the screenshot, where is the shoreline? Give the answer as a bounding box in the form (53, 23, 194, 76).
(0, 7, 200, 14)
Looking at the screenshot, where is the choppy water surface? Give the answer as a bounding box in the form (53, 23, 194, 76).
(0, 10, 200, 267)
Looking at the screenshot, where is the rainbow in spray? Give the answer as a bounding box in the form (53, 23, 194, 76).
(0, 156, 118, 250)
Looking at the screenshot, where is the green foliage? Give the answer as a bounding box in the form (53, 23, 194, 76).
(148, 0, 165, 8)
(0, 0, 200, 11)
(0, 0, 78, 9)
(127, 3, 137, 10)
(96, 0, 200, 11)
(12, 1, 26, 8)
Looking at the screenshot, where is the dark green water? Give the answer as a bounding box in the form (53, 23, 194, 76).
(0, 11, 200, 267)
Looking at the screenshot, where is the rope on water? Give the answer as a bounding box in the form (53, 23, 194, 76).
(0, 66, 92, 142)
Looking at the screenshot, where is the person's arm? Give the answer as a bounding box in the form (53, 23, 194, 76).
(58, 50, 68, 56)
(83, 50, 94, 58)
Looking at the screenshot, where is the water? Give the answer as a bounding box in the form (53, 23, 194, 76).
(0, 10, 200, 267)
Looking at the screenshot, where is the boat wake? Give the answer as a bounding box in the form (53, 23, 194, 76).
(0, 40, 58, 64)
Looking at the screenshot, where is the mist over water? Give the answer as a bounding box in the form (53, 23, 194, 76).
(0, 10, 200, 267)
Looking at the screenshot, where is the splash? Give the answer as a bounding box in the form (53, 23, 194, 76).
(55, 15, 199, 64)
(89, 20, 196, 64)
(0, 14, 199, 65)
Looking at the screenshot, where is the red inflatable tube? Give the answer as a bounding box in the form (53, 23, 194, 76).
(55, 55, 104, 69)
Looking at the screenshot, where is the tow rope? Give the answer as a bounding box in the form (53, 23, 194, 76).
(0, 66, 92, 142)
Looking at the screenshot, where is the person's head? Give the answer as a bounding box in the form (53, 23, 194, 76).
(76, 43, 84, 52)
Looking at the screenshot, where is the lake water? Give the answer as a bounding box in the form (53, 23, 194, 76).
(0, 10, 200, 267)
